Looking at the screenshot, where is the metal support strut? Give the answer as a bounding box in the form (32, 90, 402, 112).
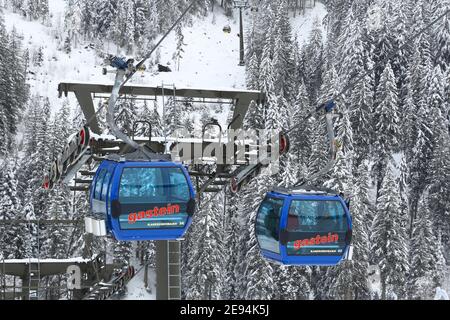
(295, 100, 338, 187)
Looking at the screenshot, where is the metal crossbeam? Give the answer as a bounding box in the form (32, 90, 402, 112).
(58, 82, 264, 132)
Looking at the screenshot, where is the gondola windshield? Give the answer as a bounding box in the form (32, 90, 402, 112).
(118, 167, 191, 230)
(286, 200, 348, 256)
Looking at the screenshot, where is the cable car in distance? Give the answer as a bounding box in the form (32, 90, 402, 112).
(90, 153, 196, 241)
(255, 187, 352, 266)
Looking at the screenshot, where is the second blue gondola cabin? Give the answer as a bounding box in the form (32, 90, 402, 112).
(255, 187, 352, 266)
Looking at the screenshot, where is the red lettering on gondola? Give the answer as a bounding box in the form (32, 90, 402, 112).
(293, 233, 339, 250)
(128, 204, 181, 224)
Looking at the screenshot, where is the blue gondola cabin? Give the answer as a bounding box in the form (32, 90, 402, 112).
(256, 187, 352, 266)
(90, 155, 196, 241)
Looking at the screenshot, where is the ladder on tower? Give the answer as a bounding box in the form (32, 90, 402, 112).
(167, 240, 181, 300)
(28, 220, 41, 300)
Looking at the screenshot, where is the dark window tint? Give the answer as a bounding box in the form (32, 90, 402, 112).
(256, 197, 284, 254)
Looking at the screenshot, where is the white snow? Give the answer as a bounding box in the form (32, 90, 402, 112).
(120, 266, 156, 300)
(434, 287, 449, 300)
(368, 265, 382, 297)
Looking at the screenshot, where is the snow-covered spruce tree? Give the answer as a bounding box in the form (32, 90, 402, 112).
(303, 18, 324, 104)
(115, 98, 139, 137)
(0, 158, 25, 259)
(335, 108, 354, 164)
(402, 29, 430, 148)
(7, 28, 29, 139)
(0, 18, 28, 155)
(433, 1, 450, 72)
(407, 65, 446, 233)
(173, 23, 186, 71)
(17, 97, 52, 215)
(132, 0, 147, 47)
(184, 194, 225, 300)
(92, 0, 117, 40)
(319, 143, 361, 300)
(220, 191, 240, 300)
(272, 0, 296, 102)
(113, 241, 133, 267)
(290, 80, 312, 173)
(258, 32, 276, 99)
(33, 46, 44, 67)
(78, 0, 94, 40)
(323, 0, 352, 43)
(371, 165, 409, 300)
(337, 11, 374, 167)
(235, 174, 275, 300)
(64, 0, 83, 48)
(164, 98, 184, 137)
(336, 160, 372, 300)
(137, 101, 163, 138)
(115, 0, 135, 53)
(246, 52, 260, 90)
(23, 201, 38, 259)
(40, 103, 74, 259)
(38, 0, 49, 23)
(372, 62, 400, 199)
(0, 14, 10, 156)
(389, 0, 410, 97)
(398, 156, 411, 231)
(156, 0, 180, 34)
(371, 2, 394, 89)
(245, 1, 267, 69)
(49, 101, 73, 155)
(24, 0, 39, 20)
(408, 193, 447, 300)
(428, 131, 450, 242)
(41, 187, 71, 259)
(244, 100, 264, 133)
(144, 0, 159, 41)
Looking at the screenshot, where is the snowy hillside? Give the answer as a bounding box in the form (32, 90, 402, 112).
(3, 0, 326, 114)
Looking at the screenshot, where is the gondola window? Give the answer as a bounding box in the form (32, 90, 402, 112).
(256, 197, 284, 254)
